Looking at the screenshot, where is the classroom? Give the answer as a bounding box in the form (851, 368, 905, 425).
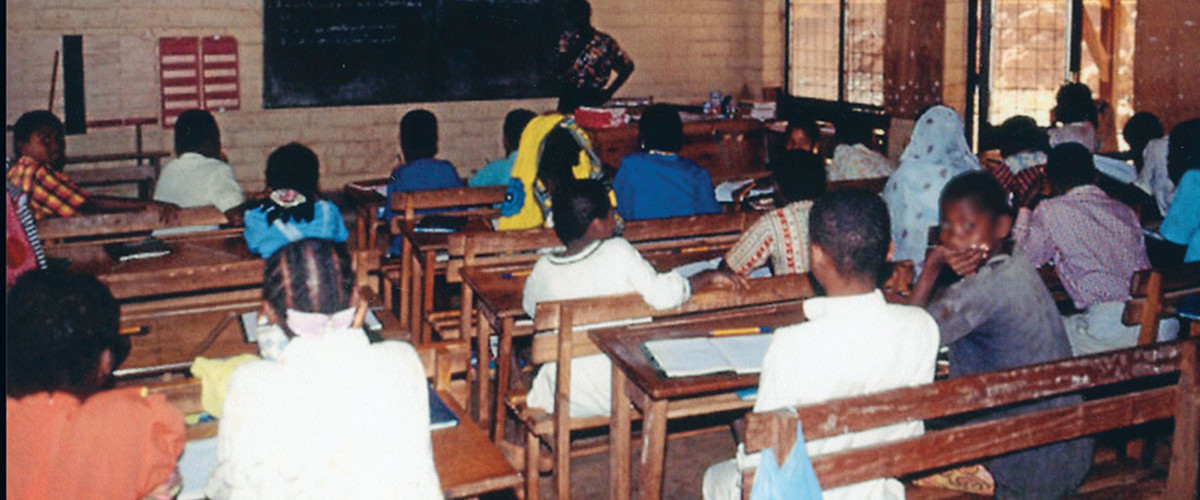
(5, 0, 1199, 499)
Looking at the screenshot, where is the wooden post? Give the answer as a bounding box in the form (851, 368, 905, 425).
(492, 316, 516, 440)
(1137, 270, 1163, 346)
(1165, 340, 1199, 498)
(553, 304, 574, 500)
(610, 365, 632, 500)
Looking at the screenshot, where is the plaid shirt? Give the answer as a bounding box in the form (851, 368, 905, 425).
(724, 201, 813, 276)
(6, 156, 88, 219)
(983, 151, 1046, 205)
(1014, 185, 1149, 309)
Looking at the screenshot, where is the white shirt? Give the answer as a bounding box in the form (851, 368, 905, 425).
(205, 329, 443, 500)
(1138, 137, 1174, 216)
(752, 290, 939, 500)
(155, 152, 245, 212)
(522, 237, 691, 417)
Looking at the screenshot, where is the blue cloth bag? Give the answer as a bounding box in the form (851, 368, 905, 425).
(749, 421, 823, 500)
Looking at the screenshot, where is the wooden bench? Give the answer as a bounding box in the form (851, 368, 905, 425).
(1123, 262, 1200, 345)
(741, 339, 1199, 499)
(64, 149, 171, 200)
(36, 205, 229, 244)
(381, 185, 506, 334)
(518, 274, 815, 499)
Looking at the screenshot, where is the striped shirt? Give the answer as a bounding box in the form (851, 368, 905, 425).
(724, 201, 813, 276)
(1013, 185, 1149, 310)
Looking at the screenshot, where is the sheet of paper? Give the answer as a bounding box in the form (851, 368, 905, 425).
(645, 337, 732, 377)
(711, 334, 773, 374)
(714, 178, 755, 202)
(671, 256, 722, 279)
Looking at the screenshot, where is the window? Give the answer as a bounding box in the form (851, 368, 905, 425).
(787, 0, 886, 106)
(988, 0, 1069, 126)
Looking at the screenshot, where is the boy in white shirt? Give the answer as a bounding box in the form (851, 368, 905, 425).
(154, 109, 246, 223)
(522, 179, 741, 418)
(703, 189, 940, 500)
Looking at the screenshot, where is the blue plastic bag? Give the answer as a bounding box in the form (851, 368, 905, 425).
(749, 421, 823, 500)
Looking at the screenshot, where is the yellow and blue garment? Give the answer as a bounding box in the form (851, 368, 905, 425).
(496, 114, 609, 231)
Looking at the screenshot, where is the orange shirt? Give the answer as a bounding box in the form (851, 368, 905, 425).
(6, 388, 186, 500)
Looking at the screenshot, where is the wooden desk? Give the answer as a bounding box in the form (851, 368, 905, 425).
(65, 150, 172, 200)
(460, 247, 728, 432)
(434, 390, 524, 498)
(400, 217, 495, 344)
(344, 178, 388, 252)
(588, 308, 806, 500)
(37, 206, 229, 243)
(583, 118, 767, 182)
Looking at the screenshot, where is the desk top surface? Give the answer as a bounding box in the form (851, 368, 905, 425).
(400, 217, 494, 256)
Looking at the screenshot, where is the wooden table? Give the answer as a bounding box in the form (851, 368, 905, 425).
(588, 308, 806, 500)
(460, 247, 728, 434)
(400, 216, 495, 344)
(434, 390, 524, 498)
(583, 117, 767, 183)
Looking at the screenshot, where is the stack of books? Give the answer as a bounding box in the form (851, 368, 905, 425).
(740, 100, 777, 121)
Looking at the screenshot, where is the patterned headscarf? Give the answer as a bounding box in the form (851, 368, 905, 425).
(899, 105, 980, 175)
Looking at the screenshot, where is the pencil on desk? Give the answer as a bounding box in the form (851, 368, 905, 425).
(500, 269, 532, 279)
(710, 326, 771, 337)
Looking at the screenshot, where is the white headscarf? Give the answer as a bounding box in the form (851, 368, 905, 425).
(884, 106, 981, 266)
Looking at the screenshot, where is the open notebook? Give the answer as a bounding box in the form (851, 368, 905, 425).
(644, 334, 773, 378)
(103, 237, 171, 262)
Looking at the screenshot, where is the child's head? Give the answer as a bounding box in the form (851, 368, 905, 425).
(996, 115, 1048, 158)
(263, 143, 320, 224)
(1053, 82, 1098, 126)
(6, 268, 126, 398)
(538, 126, 583, 191)
(937, 171, 1012, 253)
(1167, 118, 1200, 185)
(1122, 112, 1164, 156)
(173, 109, 222, 158)
(786, 118, 820, 153)
(565, 0, 592, 29)
(400, 109, 439, 162)
(551, 179, 614, 247)
(1046, 142, 1097, 194)
(263, 239, 356, 338)
(807, 189, 891, 290)
(773, 150, 826, 203)
(12, 110, 66, 169)
(503, 109, 537, 154)
(639, 104, 684, 153)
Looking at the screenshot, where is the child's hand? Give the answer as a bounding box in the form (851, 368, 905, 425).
(691, 269, 749, 291)
(944, 244, 989, 277)
(149, 201, 181, 224)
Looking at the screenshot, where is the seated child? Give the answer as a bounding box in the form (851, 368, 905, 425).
(982, 115, 1049, 207)
(206, 239, 442, 499)
(1138, 117, 1175, 216)
(7, 268, 186, 500)
(244, 143, 348, 258)
(385, 109, 463, 254)
(703, 189, 940, 500)
(1160, 118, 1200, 263)
(468, 109, 536, 187)
(154, 109, 246, 220)
(785, 118, 820, 154)
(6, 168, 47, 288)
(828, 124, 894, 181)
(613, 104, 720, 221)
(911, 171, 1094, 499)
(724, 150, 826, 276)
(7, 110, 179, 221)
(1122, 111, 1164, 174)
(1048, 82, 1100, 153)
(1013, 144, 1176, 355)
(522, 179, 737, 418)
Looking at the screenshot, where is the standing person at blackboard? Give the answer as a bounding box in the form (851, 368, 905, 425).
(556, 0, 635, 114)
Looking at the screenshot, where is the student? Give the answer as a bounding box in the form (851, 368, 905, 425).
(910, 171, 1094, 499)
(555, 0, 635, 113)
(828, 123, 894, 181)
(7, 268, 186, 500)
(469, 109, 536, 187)
(153, 109, 246, 221)
(1160, 118, 1200, 262)
(703, 189, 940, 500)
(244, 143, 348, 258)
(384, 109, 463, 254)
(206, 239, 442, 499)
(6, 162, 47, 288)
(785, 118, 820, 154)
(1013, 144, 1176, 354)
(7, 110, 179, 221)
(1122, 111, 1164, 173)
(724, 150, 826, 276)
(496, 115, 606, 231)
(883, 105, 980, 267)
(982, 115, 1049, 207)
(613, 104, 720, 221)
(522, 179, 740, 418)
(1048, 82, 1101, 153)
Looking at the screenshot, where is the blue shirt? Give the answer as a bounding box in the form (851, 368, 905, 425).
(1161, 169, 1200, 262)
(468, 152, 517, 188)
(244, 200, 349, 258)
(612, 152, 720, 221)
(384, 158, 462, 255)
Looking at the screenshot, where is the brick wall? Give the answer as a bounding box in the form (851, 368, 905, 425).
(6, 0, 780, 189)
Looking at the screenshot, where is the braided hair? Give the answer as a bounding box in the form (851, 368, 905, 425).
(256, 142, 321, 224)
(262, 239, 356, 337)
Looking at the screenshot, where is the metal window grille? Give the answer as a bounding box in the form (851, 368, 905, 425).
(787, 0, 885, 106)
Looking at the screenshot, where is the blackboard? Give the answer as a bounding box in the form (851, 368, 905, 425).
(263, 0, 567, 108)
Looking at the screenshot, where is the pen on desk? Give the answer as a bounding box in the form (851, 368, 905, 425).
(500, 270, 532, 279)
(710, 326, 771, 337)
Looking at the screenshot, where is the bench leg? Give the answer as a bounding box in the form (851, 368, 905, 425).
(639, 399, 669, 500)
(1165, 340, 1198, 497)
(610, 366, 632, 500)
(525, 429, 540, 500)
(492, 317, 515, 439)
